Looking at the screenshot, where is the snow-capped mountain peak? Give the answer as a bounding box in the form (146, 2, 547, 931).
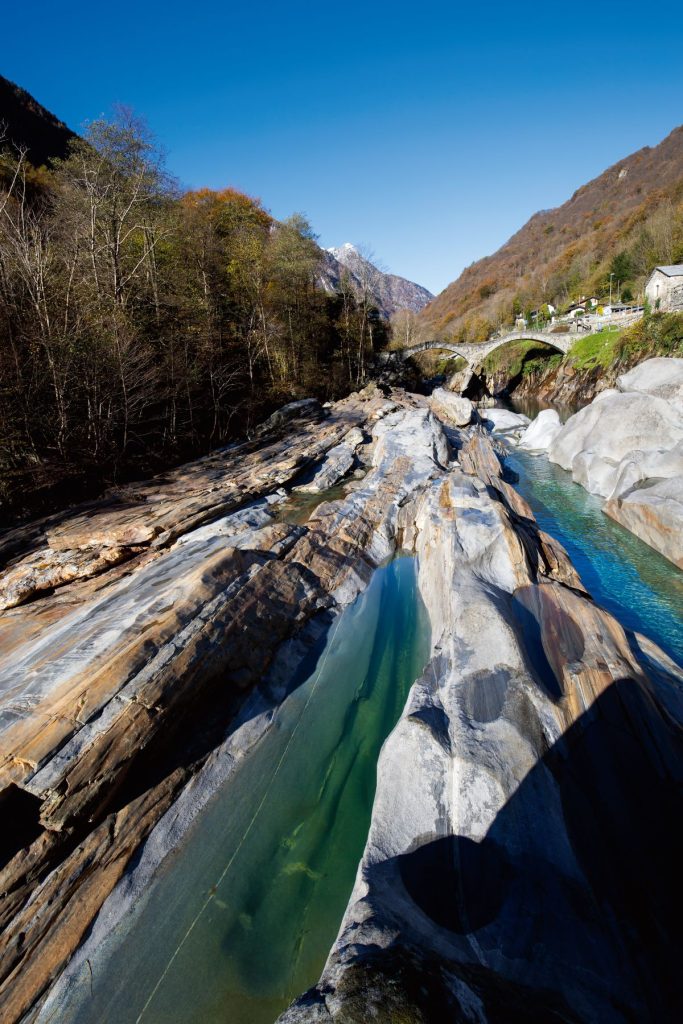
(319, 243, 433, 317)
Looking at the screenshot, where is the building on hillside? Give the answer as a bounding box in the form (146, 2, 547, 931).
(565, 303, 586, 317)
(645, 266, 683, 311)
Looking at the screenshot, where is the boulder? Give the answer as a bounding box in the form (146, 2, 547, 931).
(617, 357, 683, 414)
(607, 442, 683, 501)
(446, 365, 474, 394)
(571, 450, 620, 497)
(548, 391, 683, 494)
(429, 388, 474, 427)
(605, 475, 683, 568)
(482, 407, 530, 438)
(546, 360, 683, 565)
(518, 408, 562, 451)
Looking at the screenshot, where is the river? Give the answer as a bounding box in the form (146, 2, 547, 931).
(52, 556, 431, 1024)
(503, 406, 683, 665)
(45, 407, 682, 1024)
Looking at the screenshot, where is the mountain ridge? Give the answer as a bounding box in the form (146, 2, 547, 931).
(320, 242, 433, 318)
(419, 125, 683, 340)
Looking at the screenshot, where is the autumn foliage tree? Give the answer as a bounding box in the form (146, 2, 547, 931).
(0, 112, 382, 518)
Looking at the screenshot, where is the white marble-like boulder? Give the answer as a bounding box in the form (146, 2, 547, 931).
(482, 408, 530, 439)
(617, 357, 683, 414)
(547, 358, 683, 565)
(607, 442, 683, 501)
(429, 388, 475, 427)
(548, 392, 683, 496)
(518, 409, 562, 451)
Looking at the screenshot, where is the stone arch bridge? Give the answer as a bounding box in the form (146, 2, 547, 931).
(380, 331, 572, 369)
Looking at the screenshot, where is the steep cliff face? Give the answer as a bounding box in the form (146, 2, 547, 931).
(320, 243, 434, 317)
(0, 74, 77, 165)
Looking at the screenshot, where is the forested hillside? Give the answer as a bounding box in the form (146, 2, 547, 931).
(0, 111, 387, 519)
(420, 126, 683, 342)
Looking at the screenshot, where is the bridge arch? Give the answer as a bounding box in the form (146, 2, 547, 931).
(382, 331, 571, 368)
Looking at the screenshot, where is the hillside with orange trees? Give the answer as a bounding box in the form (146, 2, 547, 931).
(419, 125, 683, 342)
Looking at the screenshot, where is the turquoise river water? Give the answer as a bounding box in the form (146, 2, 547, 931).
(506, 442, 683, 666)
(58, 556, 431, 1024)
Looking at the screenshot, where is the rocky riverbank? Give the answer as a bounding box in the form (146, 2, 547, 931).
(1, 383, 681, 1023)
(508, 358, 683, 569)
(280, 396, 683, 1024)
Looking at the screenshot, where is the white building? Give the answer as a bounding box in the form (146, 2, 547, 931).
(645, 266, 683, 311)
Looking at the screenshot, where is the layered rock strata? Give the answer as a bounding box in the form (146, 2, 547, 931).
(0, 383, 680, 1024)
(0, 386, 451, 1023)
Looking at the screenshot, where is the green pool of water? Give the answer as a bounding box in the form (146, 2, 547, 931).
(60, 556, 430, 1024)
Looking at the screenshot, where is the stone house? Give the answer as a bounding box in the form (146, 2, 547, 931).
(645, 265, 683, 311)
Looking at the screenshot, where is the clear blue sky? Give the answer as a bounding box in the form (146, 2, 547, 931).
(3, 1, 682, 294)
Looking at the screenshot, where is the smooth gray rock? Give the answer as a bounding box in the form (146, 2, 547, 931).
(617, 356, 683, 414)
(482, 408, 530, 438)
(430, 388, 475, 427)
(548, 391, 683, 495)
(280, 464, 683, 1024)
(605, 475, 683, 569)
(518, 408, 562, 451)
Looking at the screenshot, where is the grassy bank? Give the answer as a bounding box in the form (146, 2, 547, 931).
(566, 314, 683, 370)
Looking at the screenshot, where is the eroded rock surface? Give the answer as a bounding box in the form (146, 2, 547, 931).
(518, 407, 562, 450)
(1, 382, 680, 1024)
(481, 407, 529, 438)
(280, 423, 683, 1024)
(0, 385, 449, 1023)
(429, 388, 475, 427)
(546, 357, 683, 566)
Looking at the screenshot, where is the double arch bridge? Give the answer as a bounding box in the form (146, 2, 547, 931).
(380, 331, 572, 368)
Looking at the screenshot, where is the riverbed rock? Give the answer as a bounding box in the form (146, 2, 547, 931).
(2, 385, 681, 1024)
(429, 388, 475, 426)
(549, 391, 683, 489)
(517, 407, 562, 450)
(0, 389, 448, 1023)
(481, 408, 530, 438)
(547, 360, 683, 564)
(254, 397, 323, 436)
(446, 365, 474, 394)
(280, 440, 683, 1024)
(616, 356, 683, 413)
(605, 475, 683, 569)
(294, 427, 364, 493)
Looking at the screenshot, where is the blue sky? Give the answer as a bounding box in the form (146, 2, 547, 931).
(3, 1, 682, 293)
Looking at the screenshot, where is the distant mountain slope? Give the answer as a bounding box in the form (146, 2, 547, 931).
(0, 73, 77, 165)
(320, 242, 433, 318)
(420, 125, 683, 339)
